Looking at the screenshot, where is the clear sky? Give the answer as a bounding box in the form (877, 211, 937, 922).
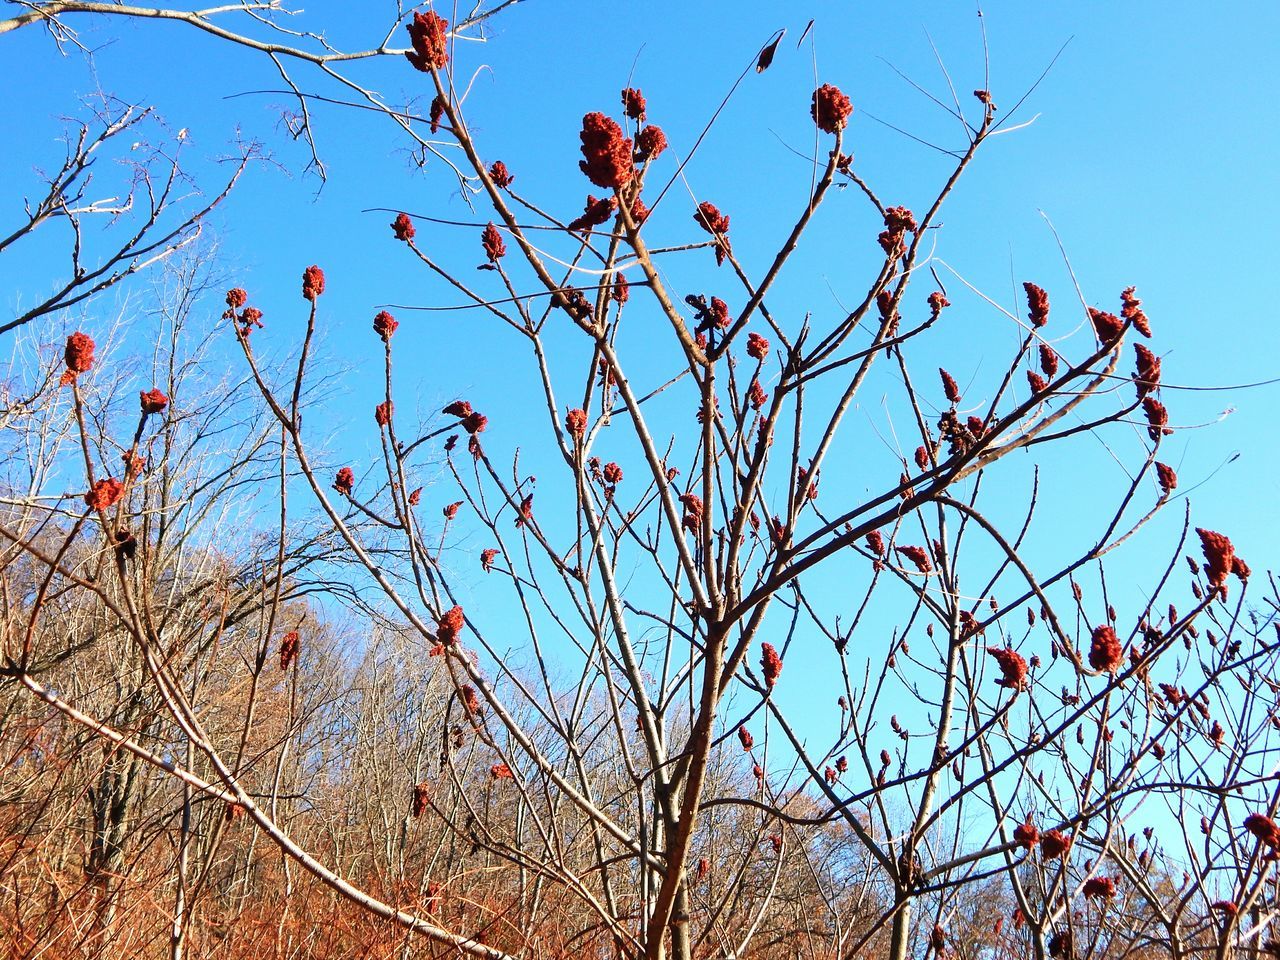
(6, 2, 1280, 747)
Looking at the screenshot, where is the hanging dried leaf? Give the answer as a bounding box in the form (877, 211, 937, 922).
(757, 30, 784, 73)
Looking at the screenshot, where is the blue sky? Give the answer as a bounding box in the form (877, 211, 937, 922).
(9, 1, 1278, 533)
(7, 1, 1280, 768)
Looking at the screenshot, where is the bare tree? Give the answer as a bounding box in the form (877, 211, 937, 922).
(2, 96, 250, 337)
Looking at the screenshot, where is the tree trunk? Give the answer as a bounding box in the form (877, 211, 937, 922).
(669, 883, 692, 960)
(87, 745, 141, 950)
(888, 897, 912, 960)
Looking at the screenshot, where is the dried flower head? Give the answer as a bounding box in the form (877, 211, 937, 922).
(481, 222, 506, 262)
(602, 462, 623, 485)
(1197, 528, 1236, 596)
(1232, 555, 1251, 581)
(695, 200, 731, 235)
(442, 399, 473, 418)
(1083, 876, 1115, 900)
(1208, 719, 1226, 747)
(333, 466, 354, 497)
(708, 297, 731, 330)
(436, 605, 465, 646)
(1027, 370, 1048, 394)
(895, 545, 932, 574)
(566, 408, 587, 439)
(375, 401, 393, 427)
(405, 10, 449, 72)
(85, 477, 124, 511)
(515, 492, 534, 528)
(693, 201, 732, 265)
(1142, 397, 1170, 442)
(226, 288, 248, 309)
(621, 87, 646, 121)
(760, 642, 783, 689)
(279, 630, 300, 671)
(1245, 813, 1280, 847)
(738, 726, 754, 751)
(1088, 307, 1123, 344)
(796, 466, 819, 501)
(443, 500, 462, 520)
(939, 367, 961, 405)
(1040, 829, 1072, 859)
(747, 379, 768, 410)
(302, 265, 325, 301)
(411, 782, 430, 818)
(1013, 818, 1039, 850)
(1089, 624, 1124, 673)
(139, 388, 168, 415)
(866, 530, 885, 556)
(391, 212, 416, 241)
(578, 112, 634, 189)
(987, 646, 1029, 692)
(1039, 344, 1059, 378)
(64, 332, 95, 376)
(462, 411, 488, 435)
(429, 94, 446, 134)
(568, 194, 618, 232)
(489, 160, 514, 188)
(460, 684, 481, 716)
(233, 306, 263, 340)
(679, 492, 703, 532)
(637, 124, 667, 160)
(491, 763, 514, 780)
(928, 290, 950, 318)
(1023, 282, 1050, 327)
(876, 290, 896, 322)
(373, 310, 399, 341)
(1121, 285, 1152, 337)
(811, 83, 853, 133)
(1133, 343, 1161, 399)
(1156, 462, 1177, 495)
(879, 206, 917, 257)
(480, 548, 499, 572)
